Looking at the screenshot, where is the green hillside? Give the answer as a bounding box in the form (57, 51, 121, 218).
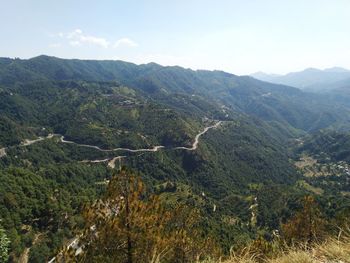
(1, 56, 350, 132)
(1, 56, 350, 261)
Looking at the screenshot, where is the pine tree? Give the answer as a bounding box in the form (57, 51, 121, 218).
(281, 195, 325, 245)
(64, 167, 219, 262)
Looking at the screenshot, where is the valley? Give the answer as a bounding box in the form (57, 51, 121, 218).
(3, 2, 350, 262)
(1, 56, 350, 262)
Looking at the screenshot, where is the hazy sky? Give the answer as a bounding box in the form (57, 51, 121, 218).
(1, 0, 349, 75)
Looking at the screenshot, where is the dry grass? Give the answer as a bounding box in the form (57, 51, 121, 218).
(204, 230, 350, 263)
(315, 236, 350, 263)
(268, 251, 316, 263)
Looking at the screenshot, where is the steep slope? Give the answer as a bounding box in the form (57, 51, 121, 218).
(0, 80, 225, 149)
(299, 130, 350, 163)
(2, 55, 350, 260)
(1, 56, 349, 132)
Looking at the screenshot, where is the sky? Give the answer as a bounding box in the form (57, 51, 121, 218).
(0, 0, 350, 75)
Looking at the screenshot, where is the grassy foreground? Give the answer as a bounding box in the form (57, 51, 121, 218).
(201, 231, 350, 263)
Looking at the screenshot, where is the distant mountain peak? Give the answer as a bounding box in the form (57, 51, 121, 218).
(251, 71, 281, 77)
(251, 66, 350, 91)
(324, 67, 350, 73)
(301, 67, 321, 73)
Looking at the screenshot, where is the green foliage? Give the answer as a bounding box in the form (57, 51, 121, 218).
(29, 242, 50, 263)
(1, 55, 349, 132)
(299, 130, 350, 163)
(1, 55, 350, 260)
(0, 164, 108, 261)
(0, 224, 10, 263)
(64, 168, 220, 262)
(281, 196, 326, 245)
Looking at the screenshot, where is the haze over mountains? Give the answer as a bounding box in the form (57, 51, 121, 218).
(251, 67, 350, 92)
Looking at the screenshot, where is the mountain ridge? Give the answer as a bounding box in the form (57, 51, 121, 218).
(2, 55, 350, 261)
(251, 67, 350, 91)
(1, 55, 350, 132)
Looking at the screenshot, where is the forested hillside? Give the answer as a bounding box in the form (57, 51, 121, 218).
(1, 56, 350, 131)
(1, 56, 350, 262)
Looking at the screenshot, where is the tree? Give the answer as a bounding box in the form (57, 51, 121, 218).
(0, 224, 10, 263)
(166, 206, 218, 263)
(64, 167, 219, 262)
(29, 243, 50, 263)
(281, 195, 325, 245)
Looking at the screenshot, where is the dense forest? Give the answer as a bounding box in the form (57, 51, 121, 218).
(1, 56, 350, 262)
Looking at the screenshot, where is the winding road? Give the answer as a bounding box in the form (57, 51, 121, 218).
(45, 121, 223, 262)
(79, 121, 222, 167)
(174, 121, 222, 151)
(21, 134, 55, 146)
(60, 136, 165, 153)
(6, 121, 223, 167)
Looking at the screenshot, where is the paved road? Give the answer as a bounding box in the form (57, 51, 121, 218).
(9, 121, 223, 167)
(60, 136, 164, 153)
(82, 121, 223, 166)
(47, 121, 223, 261)
(174, 121, 222, 151)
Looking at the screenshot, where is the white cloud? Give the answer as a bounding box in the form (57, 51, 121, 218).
(49, 43, 62, 48)
(66, 29, 110, 48)
(113, 38, 138, 48)
(50, 29, 139, 50)
(69, 41, 81, 47)
(67, 29, 82, 37)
